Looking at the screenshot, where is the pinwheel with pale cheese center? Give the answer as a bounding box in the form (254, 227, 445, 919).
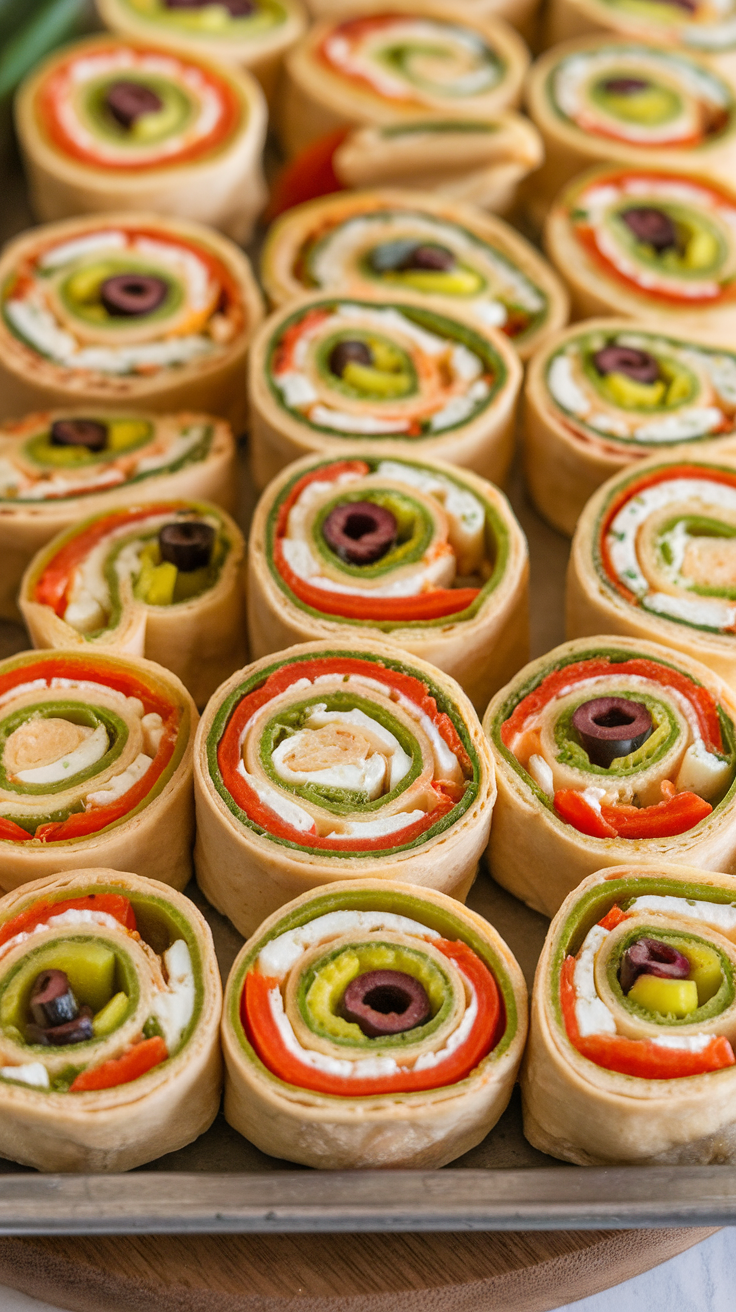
(194, 640, 495, 936)
(567, 453, 736, 689)
(0, 649, 196, 895)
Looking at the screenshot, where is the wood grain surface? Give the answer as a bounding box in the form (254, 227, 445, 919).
(0, 1226, 718, 1312)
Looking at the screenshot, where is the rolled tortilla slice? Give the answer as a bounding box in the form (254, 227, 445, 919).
(278, 9, 529, 158)
(194, 639, 496, 937)
(0, 410, 236, 623)
(247, 453, 529, 712)
(20, 500, 247, 709)
(261, 189, 569, 362)
(15, 35, 267, 244)
(0, 212, 263, 431)
(523, 318, 736, 536)
(0, 865, 221, 1171)
(331, 114, 543, 216)
(545, 165, 736, 334)
(545, 0, 736, 82)
(525, 39, 736, 226)
(523, 862, 736, 1165)
(222, 877, 526, 1168)
(248, 291, 523, 490)
(303, 0, 539, 42)
(0, 648, 196, 895)
(95, 0, 307, 104)
(483, 634, 736, 917)
(567, 451, 736, 688)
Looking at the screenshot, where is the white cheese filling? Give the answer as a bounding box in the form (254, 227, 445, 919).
(84, 752, 152, 809)
(150, 939, 195, 1052)
(0, 1062, 50, 1089)
(258, 909, 440, 978)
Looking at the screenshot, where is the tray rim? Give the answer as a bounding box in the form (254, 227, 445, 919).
(2, 1164, 736, 1233)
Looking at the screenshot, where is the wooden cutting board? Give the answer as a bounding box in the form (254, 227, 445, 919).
(0, 1226, 717, 1312)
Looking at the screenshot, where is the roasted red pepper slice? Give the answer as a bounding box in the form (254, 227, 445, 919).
(0, 893, 136, 948)
(267, 129, 349, 219)
(554, 790, 617, 838)
(70, 1036, 168, 1092)
(600, 791, 712, 838)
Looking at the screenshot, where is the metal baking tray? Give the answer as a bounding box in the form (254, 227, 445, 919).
(3, 155, 736, 1238)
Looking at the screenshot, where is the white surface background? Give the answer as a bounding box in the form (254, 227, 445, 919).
(0, 1227, 731, 1310)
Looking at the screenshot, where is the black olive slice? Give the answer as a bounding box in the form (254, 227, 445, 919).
(572, 696, 653, 768)
(368, 239, 456, 274)
(329, 339, 373, 377)
(593, 344, 661, 384)
(29, 969, 79, 1029)
(106, 80, 163, 129)
(159, 520, 216, 572)
(26, 1006, 94, 1047)
(100, 273, 168, 317)
(49, 418, 108, 451)
(620, 206, 677, 252)
(322, 501, 397, 565)
(601, 77, 650, 96)
(341, 969, 431, 1037)
(619, 937, 691, 994)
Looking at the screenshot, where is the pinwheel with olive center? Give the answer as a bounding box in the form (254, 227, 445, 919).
(0, 649, 195, 894)
(261, 190, 568, 363)
(0, 212, 263, 431)
(15, 36, 267, 242)
(222, 878, 526, 1168)
(248, 291, 523, 489)
(525, 40, 736, 223)
(545, 165, 736, 335)
(20, 500, 246, 708)
(523, 863, 736, 1165)
(483, 635, 736, 917)
(523, 318, 736, 536)
(247, 453, 528, 712)
(95, 0, 307, 103)
(545, 0, 736, 82)
(0, 410, 236, 622)
(194, 640, 495, 937)
(567, 452, 736, 688)
(276, 8, 529, 158)
(0, 866, 220, 1171)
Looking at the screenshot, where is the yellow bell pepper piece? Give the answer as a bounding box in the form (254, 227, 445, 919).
(628, 973, 698, 1017)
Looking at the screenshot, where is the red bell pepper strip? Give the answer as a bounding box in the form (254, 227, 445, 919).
(271, 307, 336, 376)
(554, 790, 616, 838)
(242, 939, 501, 1096)
(35, 502, 186, 616)
(560, 956, 734, 1078)
(274, 540, 480, 621)
(555, 787, 712, 840)
(600, 792, 712, 838)
(266, 129, 349, 220)
(502, 656, 723, 755)
(0, 654, 179, 724)
(0, 894, 136, 948)
(597, 905, 630, 932)
(0, 818, 34, 843)
(70, 1036, 168, 1092)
